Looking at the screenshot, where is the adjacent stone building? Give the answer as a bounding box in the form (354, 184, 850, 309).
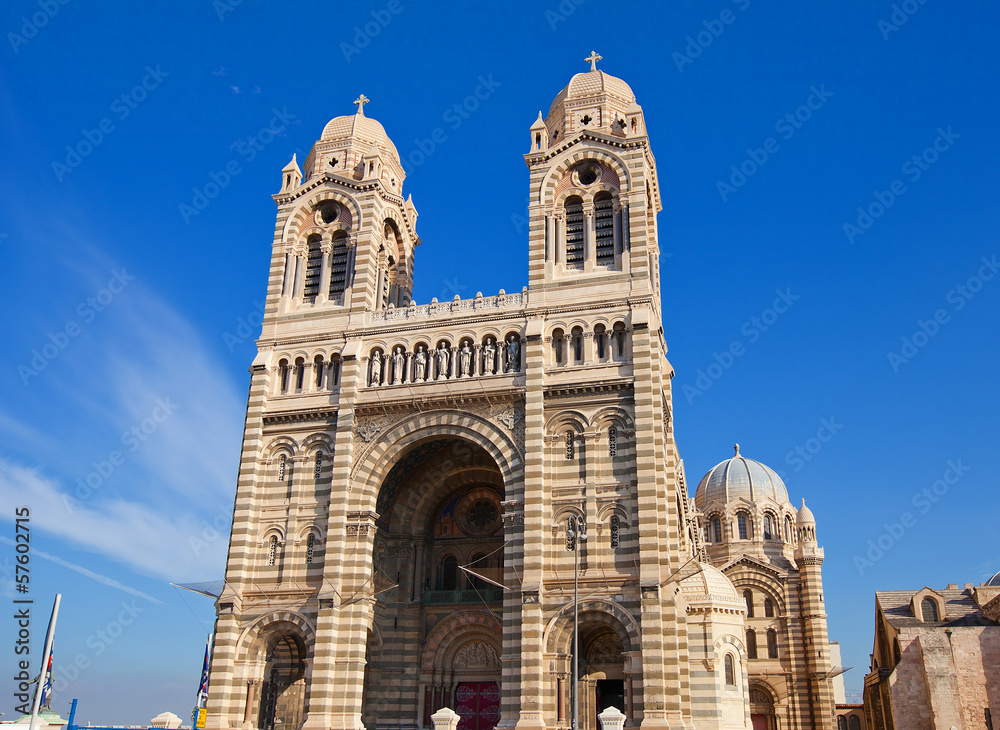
(863, 576, 1000, 730)
(204, 55, 843, 730)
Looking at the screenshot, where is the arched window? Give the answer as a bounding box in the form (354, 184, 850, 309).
(767, 629, 778, 659)
(746, 629, 758, 660)
(921, 597, 939, 622)
(277, 454, 287, 482)
(552, 329, 565, 365)
(763, 514, 774, 540)
(737, 512, 749, 540)
(571, 326, 583, 364)
(612, 322, 627, 359)
(564, 196, 584, 268)
(329, 232, 349, 301)
(595, 192, 615, 266)
(313, 355, 325, 389)
(608, 427, 617, 458)
(724, 654, 736, 686)
(565, 431, 575, 460)
(304, 235, 322, 300)
(711, 517, 722, 543)
(441, 555, 459, 591)
(306, 533, 316, 564)
(849, 716, 861, 730)
(609, 515, 620, 549)
(838, 718, 848, 730)
(744, 589, 754, 617)
(278, 359, 289, 394)
(267, 535, 278, 566)
(294, 357, 305, 392)
(595, 324, 607, 359)
(764, 598, 774, 618)
(330, 354, 341, 386)
(314, 452, 323, 480)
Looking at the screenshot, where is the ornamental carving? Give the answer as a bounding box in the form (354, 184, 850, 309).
(452, 640, 500, 669)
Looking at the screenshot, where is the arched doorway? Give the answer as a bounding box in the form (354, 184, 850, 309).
(749, 684, 776, 730)
(361, 436, 507, 729)
(258, 634, 307, 730)
(545, 603, 638, 730)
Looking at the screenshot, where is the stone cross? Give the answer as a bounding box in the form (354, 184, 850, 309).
(354, 93, 370, 115)
(585, 51, 602, 71)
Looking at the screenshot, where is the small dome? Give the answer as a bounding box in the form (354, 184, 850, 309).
(797, 498, 816, 525)
(548, 70, 636, 118)
(694, 444, 790, 511)
(321, 112, 399, 161)
(680, 563, 740, 599)
(986, 571, 1000, 587)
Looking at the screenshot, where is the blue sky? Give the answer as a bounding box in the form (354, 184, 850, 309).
(1, 0, 998, 722)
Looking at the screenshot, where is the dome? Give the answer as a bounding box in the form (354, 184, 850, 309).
(680, 563, 740, 600)
(986, 571, 1000, 587)
(796, 498, 816, 525)
(548, 69, 636, 118)
(321, 110, 399, 161)
(694, 444, 790, 511)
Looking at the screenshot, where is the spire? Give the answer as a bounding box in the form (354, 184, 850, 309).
(281, 153, 301, 174)
(734, 443, 740, 456)
(530, 111, 546, 130)
(279, 153, 302, 193)
(585, 50, 603, 72)
(353, 93, 370, 116)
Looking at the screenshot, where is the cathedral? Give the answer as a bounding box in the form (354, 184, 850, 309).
(205, 55, 842, 730)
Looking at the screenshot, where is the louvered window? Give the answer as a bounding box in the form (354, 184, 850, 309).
(565, 197, 584, 268)
(595, 193, 615, 265)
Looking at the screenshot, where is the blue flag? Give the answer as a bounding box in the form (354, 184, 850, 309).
(198, 637, 210, 698)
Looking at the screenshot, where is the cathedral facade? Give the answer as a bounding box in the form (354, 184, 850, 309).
(205, 57, 839, 730)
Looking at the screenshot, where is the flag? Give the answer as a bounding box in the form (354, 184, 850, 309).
(197, 636, 211, 699)
(40, 649, 53, 708)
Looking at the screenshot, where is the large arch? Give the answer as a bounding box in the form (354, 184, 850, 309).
(352, 414, 516, 730)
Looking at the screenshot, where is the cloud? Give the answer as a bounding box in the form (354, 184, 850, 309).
(2, 261, 244, 583)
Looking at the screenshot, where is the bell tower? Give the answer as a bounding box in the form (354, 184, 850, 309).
(524, 52, 662, 314)
(271, 94, 419, 315)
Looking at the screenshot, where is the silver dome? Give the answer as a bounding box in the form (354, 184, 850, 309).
(694, 444, 790, 511)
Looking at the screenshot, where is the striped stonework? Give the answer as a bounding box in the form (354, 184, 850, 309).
(206, 60, 839, 730)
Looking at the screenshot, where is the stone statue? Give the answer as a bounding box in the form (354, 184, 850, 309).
(436, 344, 450, 380)
(483, 338, 496, 375)
(392, 347, 404, 384)
(414, 345, 427, 382)
(369, 351, 382, 387)
(505, 335, 520, 373)
(459, 342, 472, 377)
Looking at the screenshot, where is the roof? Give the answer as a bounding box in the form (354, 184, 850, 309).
(694, 445, 791, 510)
(547, 69, 637, 118)
(321, 112, 400, 161)
(877, 588, 998, 629)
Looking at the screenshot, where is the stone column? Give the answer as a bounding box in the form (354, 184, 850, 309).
(612, 205, 622, 270)
(282, 253, 295, 296)
(472, 343, 482, 377)
(317, 243, 332, 304)
(404, 350, 413, 385)
(554, 215, 564, 265)
(583, 331, 596, 365)
(544, 215, 554, 262)
(583, 206, 595, 271)
(292, 254, 306, 301)
(448, 347, 457, 379)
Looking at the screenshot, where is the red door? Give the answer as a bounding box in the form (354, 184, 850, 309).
(455, 682, 500, 730)
(751, 715, 770, 730)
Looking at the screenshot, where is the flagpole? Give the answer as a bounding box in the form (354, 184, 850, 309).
(28, 594, 61, 730)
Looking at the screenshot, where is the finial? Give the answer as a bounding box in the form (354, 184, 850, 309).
(801, 498, 806, 508)
(585, 51, 602, 72)
(734, 443, 740, 456)
(353, 93, 370, 115)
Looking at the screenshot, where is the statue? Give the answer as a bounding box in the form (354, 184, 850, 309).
(392, 347, 405, 384)
(436, 344, 450, 380)
(414, 345, 427, 382)
(505, 335, 520, 373)
(483, 338, 496, 375)
(369, 351, 382, 386)
(459, 342, 472, 377)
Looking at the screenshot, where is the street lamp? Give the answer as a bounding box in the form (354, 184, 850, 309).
(566, 513, 588, 730)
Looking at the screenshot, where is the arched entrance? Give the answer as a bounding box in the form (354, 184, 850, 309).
(749, 684, 776, 730)
(360, 435, 507, 729)
(545, 602, 639, 730)
(258, 634, 307, 730)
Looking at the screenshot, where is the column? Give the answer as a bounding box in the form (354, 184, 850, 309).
(583, 331, 596, 365)
(544, 215, 554, 262)
(317, 243, 332, 304)
(292, 254, 305, 300)
(612, 206, 622, 270)
(583, 207, 595, 271)
(554, 215, 564, 265)
(404, 351, 414, 385)
(282, 253, 295, 296)
(472, 343, 482, 377)
(448, 347, 457, 379)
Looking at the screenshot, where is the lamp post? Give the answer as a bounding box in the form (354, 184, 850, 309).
(566, 514, 587, 730)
